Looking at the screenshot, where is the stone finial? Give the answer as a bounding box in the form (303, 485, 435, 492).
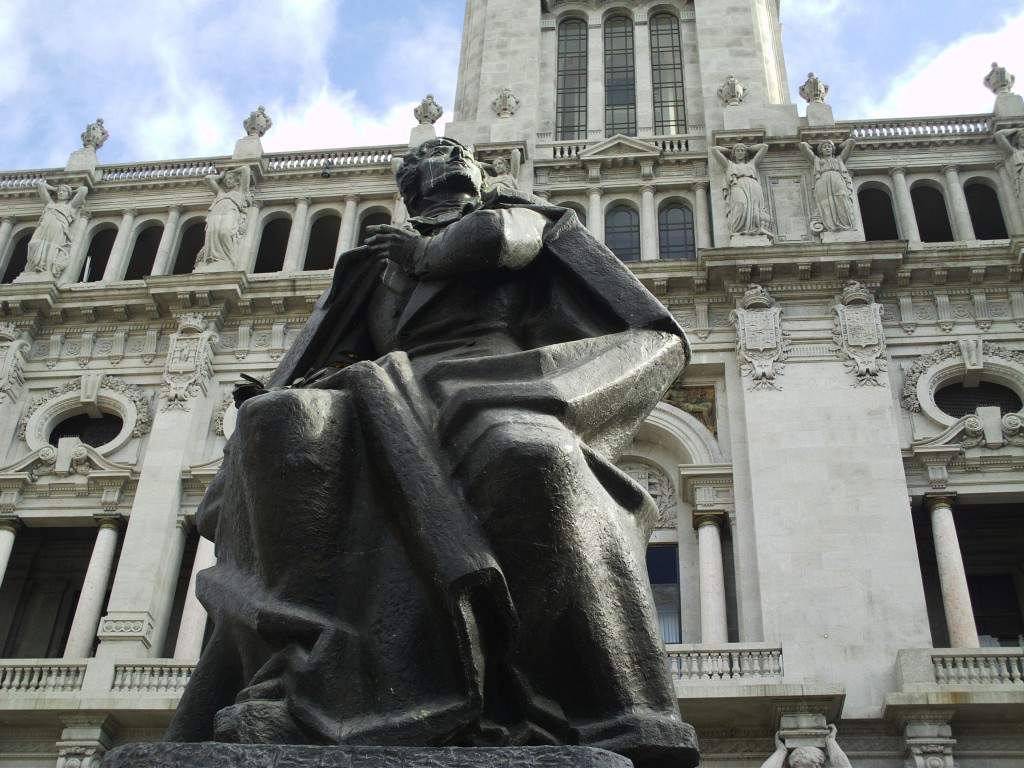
(491, 87, 520, 118)
(984, 62, 1016, 95)
(741, 283, 774, 309)
(243, 105, 273, 138)
(81, 118, 109, 150)
(414, 94, 444, 125)
(799, 72, 829, 104)
(840, 280, 873, 306)
(717, 75, 747, 106)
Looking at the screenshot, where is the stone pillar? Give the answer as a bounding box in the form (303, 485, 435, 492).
(282, 197, 313, 272)
(173, 535, 216, 659)
(587, 17, 604, 138)
(63, 516, 123, 658)
(694, 511, 729, 644)
(0, 215, 18, 277)
(336, 194, 361, 261)
(587, 187, 605, 240)
(152, 205, 185, 276)
(888, 167, 921, 243)
(693, 182, 712, 250)
(633, 16, 653, 135)
(238, 200, 263, 272)
(927, 495, 979, 648)
(100, 208, 138, 281)
(0, 515, 22, 589)
(61, 210, 93, 285)
(55, 717, 115, 768)
(639, 185, 659, 260)
(941, 165, 976, 241)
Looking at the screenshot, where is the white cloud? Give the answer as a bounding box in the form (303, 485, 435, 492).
(861, 10, 1024, 118)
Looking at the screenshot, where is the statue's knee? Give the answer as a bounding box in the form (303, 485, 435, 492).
(471, 421, 581, 498)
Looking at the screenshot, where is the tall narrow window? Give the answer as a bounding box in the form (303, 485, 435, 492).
(659, 205, 695, 260)
(556, 19, 588, 140)
(650, 13, 686, 135)
(605, 205, 640, 262)
(604, 16, 636, 136)
(646, 545, 681, 644)
(964, 184, 1008, 240)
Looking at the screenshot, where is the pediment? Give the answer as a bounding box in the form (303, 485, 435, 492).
(578, 135, 662, 161)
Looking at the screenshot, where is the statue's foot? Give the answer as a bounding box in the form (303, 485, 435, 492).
(213, 700, 308, 745)
(575, 713, 700, 768)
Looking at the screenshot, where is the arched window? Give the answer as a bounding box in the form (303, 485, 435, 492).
(172, 221, 205, 275)
(123, 225, 164, 280)
(81, 228, 117, 282)
(304, 214, 341, 271)
(1, 231, 32, 283)
(858, 187, 899, 241)
(605, 205, 640, 262)
(604, 16, 636, 136)
(254, 218, 291, 273)
(658, 205, 695, 259)
(964, 183, 1008, 240)
(911, 186, 954, 243)
(556, 18, 588, 140)
(650, 13, 686, 135)
(356, 211, 391, 248)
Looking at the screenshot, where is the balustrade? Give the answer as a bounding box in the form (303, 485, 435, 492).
(666, 644, 783, 681)
(0, 663, 86, 692)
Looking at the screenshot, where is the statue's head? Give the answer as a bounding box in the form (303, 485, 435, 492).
(732, 143, 748, 161)
(1014, 131, 1024, 150)
(56, 184, 72, 200)
(788, 747, 827, 768)
(225, 170, 242, 189)
(819, 140, 836, 157)
(397, 137, 484, 214)
(493, 157, 509, 175)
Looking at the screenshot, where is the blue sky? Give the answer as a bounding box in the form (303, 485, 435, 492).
(0, 0, 1022, 171)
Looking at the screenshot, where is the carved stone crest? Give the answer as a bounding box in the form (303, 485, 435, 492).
(491, 87, 520, 118)
(832, 282, 887, 386)
(162, 314, 218, 410)
(731, 285, 789, 390)
(619, 462, 679, 528)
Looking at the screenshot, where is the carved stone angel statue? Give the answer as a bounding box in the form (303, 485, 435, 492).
(710, 143, 773, 238)
(760, 726, 852, 768)
(197, 166, 254, 268)
(995, 129, 1024, 211)
(25, 181, 89, 277)
(799, 138, 856, 232)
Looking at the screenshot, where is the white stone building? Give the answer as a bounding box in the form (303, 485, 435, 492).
(1, 0, 1023, 765)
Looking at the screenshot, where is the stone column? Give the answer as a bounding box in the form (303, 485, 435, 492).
(282, 197, 313, 272)
(941, 165, 976, 241)
(693, 182, 712, 250)
(633, 16, 653, 135)
(640, 185, 659, 260)
(586, 17, 604, 138)
(63, 515, 123, 658)
(587, 187, 605, 240)
(0, 516, 22, 589)
(694, 511, 729, 644)
(61, 210, 93, 285)
(888, 168, 921, 243)
(927, 495, 979, 648)
(238, 200, 263, 272)
(336, 194, 361, 261)
(0, 215, 18, 277)
(152, 205, 185, 276)
(173, 536, 216, 659)
(100, 208, 138, 281)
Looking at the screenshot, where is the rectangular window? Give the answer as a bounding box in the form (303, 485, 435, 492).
(650, 14, 687, 135)
(604, 16, 636, 136)
(646, 544, 681, 644)
(556, 19, 588, 140)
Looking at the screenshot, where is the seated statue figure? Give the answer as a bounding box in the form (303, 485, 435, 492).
(167, 138, 697, 768)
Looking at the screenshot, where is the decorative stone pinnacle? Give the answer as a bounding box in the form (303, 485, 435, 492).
(491, 87, 520, 118)
(244, 105, 273, 138)
(799, 72, 829, 104)
(81, 118, 109, 150)
(717, 75, 747, 107)
(414, 94, 444, 125)
(983, 62, 1015, 95)
(740, 283, 773, 309)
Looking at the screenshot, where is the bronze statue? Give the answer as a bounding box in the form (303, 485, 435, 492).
(167, 138, 697, 768)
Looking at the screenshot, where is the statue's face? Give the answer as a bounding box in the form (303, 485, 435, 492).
(57, 186, 71, 200)
(494, 158, 508, 174)
(225, 173, 241, 189)
(416, 141, 483, 201)
(733, 144, 747, 161)
(820, 141, 835, 157)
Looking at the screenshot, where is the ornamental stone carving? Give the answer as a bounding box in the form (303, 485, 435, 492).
(995, 128, 1024, 211)
(832, 282, 887, 386)
(760, 723, 852, 768)
(731, 285, 789, 390)
(799, 72, 829, 104)
(17, 375, 152, 446)
(196, 165, 254, 270)
(22, 181, 89, 279)
(243, 105, 273, 138)
(80, 117, 109, 150)
(984, 62, 1015, 95)
(899, 343, 960, 412)
(619, 462, 679, 528)
(799, 138, 856, 233)
(711, 143, 773, 242)
(414, 94, 444, 125)
(491, 86, 520, 118)
(717, 75, 747, 106)
(486, 149, 522, 194)
(0, 323, 30, 405)
(162, 314, 218, 410)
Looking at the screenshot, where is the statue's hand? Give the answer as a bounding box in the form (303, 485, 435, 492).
(827, 724, 837, 740)
(364, 224, 423, 272)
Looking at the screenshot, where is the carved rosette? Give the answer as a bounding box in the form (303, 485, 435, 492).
(731, 285, 789, 390)
(832, 282, 887, 386)
(619, 462, 679, 528)
(162, 314, 218, 411)
(0, 323, 30, 405)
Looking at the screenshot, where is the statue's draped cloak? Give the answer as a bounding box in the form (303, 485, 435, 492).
(168, 201, 695, 759)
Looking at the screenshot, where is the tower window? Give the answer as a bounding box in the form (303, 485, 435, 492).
(650, 14, 686, 134)
(604, 16, 636, 137)
(556, 19, 588, 141)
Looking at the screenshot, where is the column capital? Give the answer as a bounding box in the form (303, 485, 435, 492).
(0, 514, 24, 534)
(121, 208, 139, 219)
(940, 164, 961, 176)
(345, 194, 362, 204)
(924, 493, 957, 512)
(693, 181, 710, 192)
(639, 185, 657, 196)
(295, 196, 313, 207)
(534, 189, 551, 200)
(92, 512, 124, 531)
(249, 199, 264, 210)
(2, 214, 20, 226)
(167, 204, 186, 216)
(175, 516, 195, 535)
(77, 209, 93, 221)
(693, 509, 726, 531)
(588, 186, 604, 197)
(888, 166, 909, 178)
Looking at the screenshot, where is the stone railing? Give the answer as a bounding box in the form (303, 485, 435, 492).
(0, 662, 87, 692)
(0, 170, 53, 190)
(111, 661, 194, 693)
(266, 145, 404, 171)
(931, 650, 1024, 685)
(843, 115, 991, 141)
(99, 158, 225, 182)
(666, 643, 784, 681)
(542, 132, 706, 160)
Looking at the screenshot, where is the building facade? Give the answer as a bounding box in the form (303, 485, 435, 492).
(1, 0, 1023, 765)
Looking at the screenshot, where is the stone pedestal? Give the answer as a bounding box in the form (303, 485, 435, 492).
(805, 103, 834, 127)
(729, 234, 772, 247)
(820, 229, 861, 243)
(12, 270, 56, 284)
(102, 744, 635, 768)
